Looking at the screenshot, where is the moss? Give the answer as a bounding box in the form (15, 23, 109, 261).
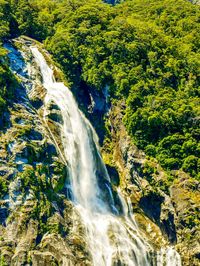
(14, 164, 67, 237)
(184, 214, 199, 229)
(14, 124, 32, 139)
(53, 175, 66, 193)
(0, 177, 8, 198)
(51, 161, 68, 189)
(18, 164, 61, 202)
(27, 255, 32, 264)
(0, 256, 8, 266)
(142, 161, 155, 178)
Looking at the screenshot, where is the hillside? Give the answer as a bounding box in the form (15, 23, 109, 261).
(0, 0, 199, 265)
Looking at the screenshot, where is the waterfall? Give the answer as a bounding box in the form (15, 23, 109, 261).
(31, 47, 181, 266)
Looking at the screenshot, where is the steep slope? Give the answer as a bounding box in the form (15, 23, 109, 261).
(0, 0, 199, 265)
(0, 39, 90, 266)
(101, 102, 200, 265)
(0, 37, 184, 266)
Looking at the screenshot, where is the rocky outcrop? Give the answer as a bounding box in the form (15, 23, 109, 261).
(101, 102, 200, 265)
(0, 38, 91, 265)
(170, 172, 200, 265)
(1, 36, 199, 265)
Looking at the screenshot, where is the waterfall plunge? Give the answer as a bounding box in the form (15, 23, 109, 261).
(31, 47, 181, 266)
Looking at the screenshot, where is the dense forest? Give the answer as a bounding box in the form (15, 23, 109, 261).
(0, 0, 199, 180)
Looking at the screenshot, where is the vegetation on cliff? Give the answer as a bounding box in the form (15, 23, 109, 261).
(46, 0, 200, 179)
(0, 0, 199, 264)
(1, 0, 199, 179)
(0, 0, 17, 116)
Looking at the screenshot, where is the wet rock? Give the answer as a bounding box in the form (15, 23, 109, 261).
(28, 129, 43, 141)
(4, 43, 27, 77)
(29, 85, 46, 109)
(0, 111, 11, 129)
(106, 164, 120, 186)
(0, 117, 3, 128)
(30, 98, 43, 109)
(34, 234, 75, 265)
(48, 103, 60, 111)
(44, 143, 57, 157)
(15, 157, 29, 171)
(0, 170, 8, 177)
(30, 251, 59, 266)
(170, 173, 200, 265)
(0, 167, 16, 180)
(0, 208, 9, 225)
(134, 213, 166, 248)
(139, 191, 164, 223)
(47, 112, 63, 124)
(14, 117, 27, 125)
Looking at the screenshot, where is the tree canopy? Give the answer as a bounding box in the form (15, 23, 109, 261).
(0, 0, 199, 179)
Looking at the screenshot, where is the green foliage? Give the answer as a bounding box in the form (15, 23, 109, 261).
(0, 176, 8, 198)
(0, 0, 18, 120)
(40, 0, 200, 178)
(0, 0, 10, 39)
(140, 160, 170, 194)
(182, 155, 199, 178)
(181, 208, 200, 229)
(0, 0, 199, 179)
(19, 165, 51, 195)
(52, 161, 68, 192)
(0, 255, 8, 266)
(17, 165, 65, 236)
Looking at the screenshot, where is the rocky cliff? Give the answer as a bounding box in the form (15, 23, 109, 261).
(0, 38, 92, 266)
(101, 103, 200, 266)
(0, 37, 199, 266)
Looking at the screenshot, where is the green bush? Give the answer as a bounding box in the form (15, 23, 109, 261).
(182, 155, 199, 177)
(0, 177, 8, 198)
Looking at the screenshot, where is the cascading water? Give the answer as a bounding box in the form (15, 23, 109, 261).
(30, 47, 181, 266)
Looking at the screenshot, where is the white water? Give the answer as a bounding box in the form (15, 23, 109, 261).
(31, 47, 181, 266)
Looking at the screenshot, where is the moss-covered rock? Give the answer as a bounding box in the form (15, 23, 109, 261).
(101, 101, 200, 264)
(0, 38, 93, 265)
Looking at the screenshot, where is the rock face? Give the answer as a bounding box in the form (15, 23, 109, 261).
(170, 174, 200, 265)
(101, 102, 200, 266)
(1, 37, 199, 266)
(189, 0, 200, 4)
(0, 38, 91, 265)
